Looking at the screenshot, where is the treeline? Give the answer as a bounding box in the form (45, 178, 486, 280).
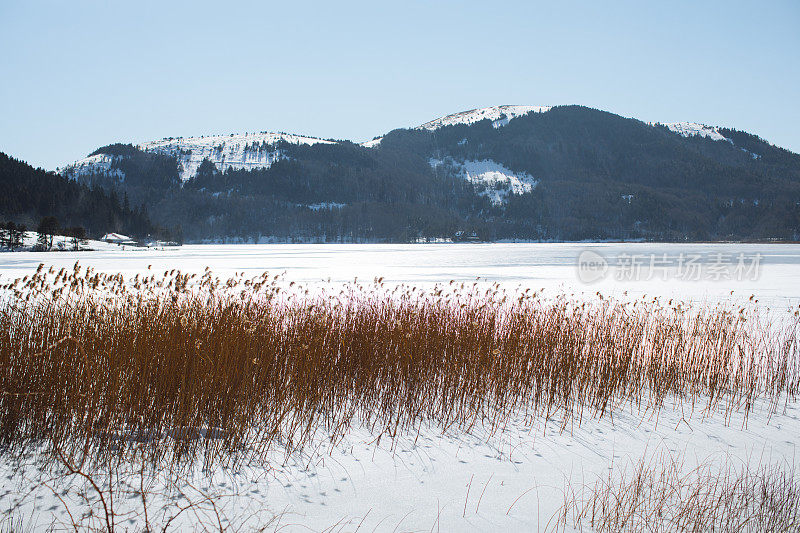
(0, 221, 26, 250)
(0, 151, 174, 241)
(0, 216, 89, 251)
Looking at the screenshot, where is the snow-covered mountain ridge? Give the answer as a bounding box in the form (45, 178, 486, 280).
(651, 122, 763, 159)
(418, 105, 552, 130)
(653, 122, 730, 142)
(63, 131, 335, 183)
(361, 105, 552, 147)
(60, 106, 765, 182)
(63, 153, 125, 180)
(360, 107, 739, 149)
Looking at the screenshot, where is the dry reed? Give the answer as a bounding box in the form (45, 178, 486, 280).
(553, 453, 800, 532)
(0, 263, 797, 467)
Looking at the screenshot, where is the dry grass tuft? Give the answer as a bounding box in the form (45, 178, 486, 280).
(0, 263, 798, 467)
(554, 454, 800, 532)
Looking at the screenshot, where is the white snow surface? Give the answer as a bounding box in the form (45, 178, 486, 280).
(1, 395, 797, 531)
(656, 121, 730, 142)
(418, 105, 552, 131)
(430, 157, 538, 204)
(63, 132, 336, 182)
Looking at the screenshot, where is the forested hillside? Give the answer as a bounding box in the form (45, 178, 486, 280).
(59, 105, 800, 242)
(0, 151, 159, 239)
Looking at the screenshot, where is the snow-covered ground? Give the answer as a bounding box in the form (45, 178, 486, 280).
(2, 397, 797, 531)
(1, 243, 798, 531)
(430, 158, 538, 204)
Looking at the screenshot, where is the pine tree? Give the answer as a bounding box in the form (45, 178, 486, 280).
(67, 226, 87, 251)
(36, 216, 59, 251)
(0, 222, 9, 248)
(10, 223, 26, 250)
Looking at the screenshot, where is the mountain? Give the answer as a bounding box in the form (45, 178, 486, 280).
(64, 132, 337, 184)
(0, 151, 157, 239)
(58, 105, 800, 242)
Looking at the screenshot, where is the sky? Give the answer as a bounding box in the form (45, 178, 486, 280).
(1, 0, 799, 171)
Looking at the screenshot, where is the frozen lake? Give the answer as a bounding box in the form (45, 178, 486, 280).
(2, 242, 800, 308)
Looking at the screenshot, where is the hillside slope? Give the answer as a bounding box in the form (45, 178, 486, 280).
(58, 105, 800, 242)
(0, 151, 157, 239)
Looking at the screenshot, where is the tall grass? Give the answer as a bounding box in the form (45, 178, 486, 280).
(0, 263, 798, 465)
(554, 454, 800, 532)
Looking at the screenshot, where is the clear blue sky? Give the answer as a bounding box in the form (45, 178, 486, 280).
(1, 0, 798, 171)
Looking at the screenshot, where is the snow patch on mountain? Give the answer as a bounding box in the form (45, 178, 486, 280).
(419, 105, 551, 131)
(430, 157, 537, 205)
(656, 122, 730, 142)
(361, 106, 551, 148)
(63, 132, 336, 182)
(361, 137, 383, 148)
(60, 153, 124, 180)
(654, 122, 767, 159)
(741, 147, 761, 160)
(141, 132, 336, 182)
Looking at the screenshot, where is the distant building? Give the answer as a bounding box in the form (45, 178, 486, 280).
(100, 233, 137, 245)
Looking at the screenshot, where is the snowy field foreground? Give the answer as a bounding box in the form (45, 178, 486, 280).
(1, 243, 799, 531)
(2, 400, 798, 531)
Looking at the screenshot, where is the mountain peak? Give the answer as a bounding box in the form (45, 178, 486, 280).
(360, 105, 552, 147)
(654, 122, 730, 142)
(417, 105, 552, 131)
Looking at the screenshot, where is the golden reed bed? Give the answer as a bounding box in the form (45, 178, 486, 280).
(0, 263, 797, 466)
